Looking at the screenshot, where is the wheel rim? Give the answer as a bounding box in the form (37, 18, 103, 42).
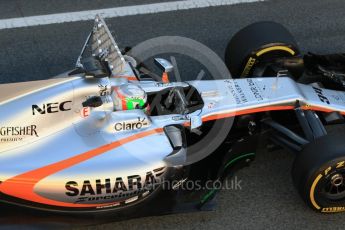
(323, 170, 345, 200)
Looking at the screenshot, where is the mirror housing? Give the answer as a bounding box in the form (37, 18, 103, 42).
(154, 58, 174, 73)
(82, 96, 103, 108)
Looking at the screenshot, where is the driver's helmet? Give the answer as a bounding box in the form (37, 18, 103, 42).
(112, 84, 148, 112)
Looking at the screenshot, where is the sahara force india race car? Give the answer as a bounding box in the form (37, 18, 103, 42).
(2, 16, 345, 225)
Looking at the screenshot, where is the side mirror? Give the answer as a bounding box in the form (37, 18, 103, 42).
(154, 58, 174, 73)
(190, 115, 203, 130)
(81, 56, 110, 78)
(82, 96, 103, 108)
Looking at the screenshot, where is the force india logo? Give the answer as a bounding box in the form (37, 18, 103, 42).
(113, 117, 150, 133)
(65, 167, 165, 203)
(0, 125, 39, 142)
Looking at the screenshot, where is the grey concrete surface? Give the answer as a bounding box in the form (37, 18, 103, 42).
(0, 0, 178, 19)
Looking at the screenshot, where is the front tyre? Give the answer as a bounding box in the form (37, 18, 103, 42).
(292, 134, 345, 213)
(225, 21, 300, 78)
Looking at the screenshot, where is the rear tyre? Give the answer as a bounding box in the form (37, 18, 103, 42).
(225, 21, 300, 77)
(292, 134, 345, 213)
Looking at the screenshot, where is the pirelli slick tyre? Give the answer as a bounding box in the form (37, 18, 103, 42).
(225, 21, 300, 77)
(292, 134, 345, 213)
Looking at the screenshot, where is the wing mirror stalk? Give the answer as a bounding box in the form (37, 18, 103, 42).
(154, 58, 174, 83)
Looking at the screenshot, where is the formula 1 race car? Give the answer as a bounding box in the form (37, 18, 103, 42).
(1, 16, 345, 226)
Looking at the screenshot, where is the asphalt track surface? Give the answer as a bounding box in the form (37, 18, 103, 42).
(0, 0, 345, 229)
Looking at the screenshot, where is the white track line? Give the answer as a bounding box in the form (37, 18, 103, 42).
(0, 0, 263, 30)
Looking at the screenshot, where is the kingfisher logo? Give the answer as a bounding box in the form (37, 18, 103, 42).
(0, 125, 39, 142)
(98, 84, 109, 96)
